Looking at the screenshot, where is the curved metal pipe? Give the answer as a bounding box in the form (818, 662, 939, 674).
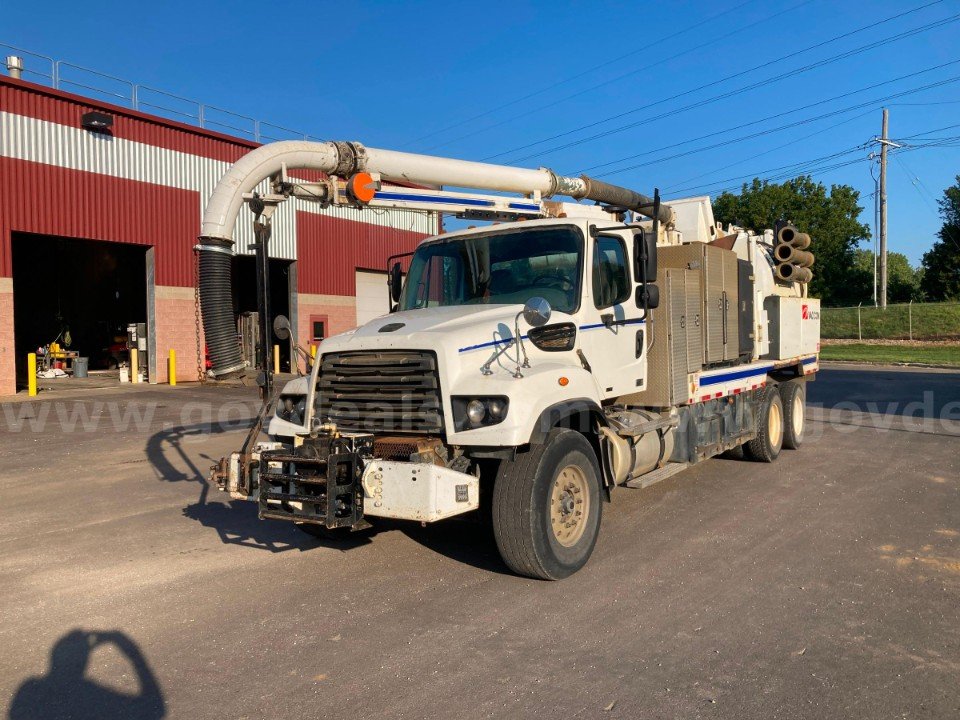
(198, 140, 676, 374)
(200, 140, 675, 241)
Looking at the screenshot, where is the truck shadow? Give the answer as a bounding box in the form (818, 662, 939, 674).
(144, 422, 511, 571)
(394, 517, 513, 576)
(7, 629, 165, 720)
(145, 421, 373, 554)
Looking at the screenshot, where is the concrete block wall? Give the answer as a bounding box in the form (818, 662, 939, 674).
(0, 278, 14, 396)
(154, 285, 204, 384)
(297, 293, 357, 362)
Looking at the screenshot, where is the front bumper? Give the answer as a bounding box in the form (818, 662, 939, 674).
(362, 460, 479, 522)
(251, 438, 479, 529)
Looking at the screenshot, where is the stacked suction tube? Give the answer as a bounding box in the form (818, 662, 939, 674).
(198, 238, 245, 377)
(774, 224, 815, 284)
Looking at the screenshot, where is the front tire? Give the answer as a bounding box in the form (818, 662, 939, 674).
(780, 380, 806, 449)
(744, 384, 784, 463)
(492, 428, 602, 580)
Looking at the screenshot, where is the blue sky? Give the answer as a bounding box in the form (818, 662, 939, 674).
(5, 0, 959, 265)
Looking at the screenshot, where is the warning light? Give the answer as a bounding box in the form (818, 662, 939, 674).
(558, 376, 569, 386)
(347, 172, 378, 204)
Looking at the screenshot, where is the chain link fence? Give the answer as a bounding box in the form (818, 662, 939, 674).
(821, 302, 960, 341)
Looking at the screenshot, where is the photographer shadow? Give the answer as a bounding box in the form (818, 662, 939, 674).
(8, 630, 165, 720)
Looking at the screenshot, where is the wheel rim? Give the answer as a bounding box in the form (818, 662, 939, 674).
(768, 400, 783, 448)
(550, 465, 590, 547)
(792, 392, 804, 437)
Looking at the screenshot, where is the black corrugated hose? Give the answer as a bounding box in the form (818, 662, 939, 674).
(198, 238, 245, 377)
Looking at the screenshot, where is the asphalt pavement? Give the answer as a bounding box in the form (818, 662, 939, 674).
(1, 365, 958, 719)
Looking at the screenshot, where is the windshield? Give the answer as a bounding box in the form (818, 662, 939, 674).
(398, 225, 583, 313)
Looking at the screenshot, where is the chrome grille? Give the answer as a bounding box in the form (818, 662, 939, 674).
(317, 350, 443, 434)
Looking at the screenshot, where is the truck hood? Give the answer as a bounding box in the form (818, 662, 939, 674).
(326, 304, 533, 354)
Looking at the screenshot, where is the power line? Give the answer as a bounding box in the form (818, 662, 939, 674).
(484, 2, 954, 163)
(415, 0, 814, 152)
(895, 154, 960, 252)
(666, 145, 872, 197)
(671, 132, 959, 198)
(585, 68, 960, 179)
(406, 0, 763, 148)
(660, 108, 878, 192)
(501, 8, 959, 164)
(889, 99, 960, 106)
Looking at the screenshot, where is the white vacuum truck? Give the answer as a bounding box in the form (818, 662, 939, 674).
(201, 141, 819, 580)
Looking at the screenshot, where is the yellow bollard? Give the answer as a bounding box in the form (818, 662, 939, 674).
(131, 347, 139, 383)
(273, 344, 280, 374)
(310, 344, 317, 360)
(168, 349, 177, 386)
(27, 353, 37, 397)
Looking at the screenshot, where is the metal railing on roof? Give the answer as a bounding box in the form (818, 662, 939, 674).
(1, 42, 317, 143)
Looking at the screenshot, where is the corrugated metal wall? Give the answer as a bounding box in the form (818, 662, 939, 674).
(297, 211, 432, 296)
(0, 77, 434, 287)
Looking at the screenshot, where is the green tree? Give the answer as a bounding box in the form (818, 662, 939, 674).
(713, 176, 871, 306)
(850, 249, 924, 303)
(921, 176, 960, 301)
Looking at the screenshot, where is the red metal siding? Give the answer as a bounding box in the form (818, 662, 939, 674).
(296, 211, 427, 296)
(0, 77, 254, 163)
(0, 156, 199, 285)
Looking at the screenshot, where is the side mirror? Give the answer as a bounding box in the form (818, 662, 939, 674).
(633, 228, 657, 283)
(522, 297, 552, 327)
(272, 314, 291, 340)
(388, 262, 403, 304)
(635, 284, 660, 310)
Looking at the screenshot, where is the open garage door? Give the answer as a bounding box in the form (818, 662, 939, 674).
(355, 269, 391, 326)
(232, 256, 293, 372)
(12, 232, 147, 384)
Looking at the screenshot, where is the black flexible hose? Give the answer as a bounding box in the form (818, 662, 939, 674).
(575, 175, 674, 224)
(198, 238, 245, 377)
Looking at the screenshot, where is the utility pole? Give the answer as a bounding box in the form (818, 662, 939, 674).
(879, 108, 889, 309)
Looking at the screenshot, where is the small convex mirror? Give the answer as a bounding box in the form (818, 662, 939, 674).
(522, 297, 552, 327)
(273, 314, 292, 340)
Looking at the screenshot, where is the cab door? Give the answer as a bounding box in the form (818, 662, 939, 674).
(578, 230, 647, 399)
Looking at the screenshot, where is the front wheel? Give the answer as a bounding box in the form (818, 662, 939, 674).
(492, 428, 602, 580)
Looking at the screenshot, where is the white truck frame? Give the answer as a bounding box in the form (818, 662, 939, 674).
(201, 141, 819, 580)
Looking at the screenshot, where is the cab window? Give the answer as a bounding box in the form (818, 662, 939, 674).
(592, 236, 630, 309)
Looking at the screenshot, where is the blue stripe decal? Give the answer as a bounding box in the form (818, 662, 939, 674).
(699, 365, 774, 387)
(374, 191, 494, 208)
(460, 317, 646, 350)
(507, 202, 542, 211)
(458, 336, 527, 353)
(579, 318, 646, 331)
(802, 356, 817, 365)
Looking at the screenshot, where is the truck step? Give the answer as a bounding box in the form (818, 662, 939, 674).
(624, 462, 689, 489)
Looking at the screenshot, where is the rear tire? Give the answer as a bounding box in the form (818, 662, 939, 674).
(744, 384, 784, 463)
(492, 428, 602, 580)
(780, 380, 806, 450)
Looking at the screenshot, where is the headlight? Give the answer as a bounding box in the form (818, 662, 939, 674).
(466, 399, 486, 425)
(452, 396, 510, 431)
(277, 394, 307, 425)
(487, 398, 507, 420)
